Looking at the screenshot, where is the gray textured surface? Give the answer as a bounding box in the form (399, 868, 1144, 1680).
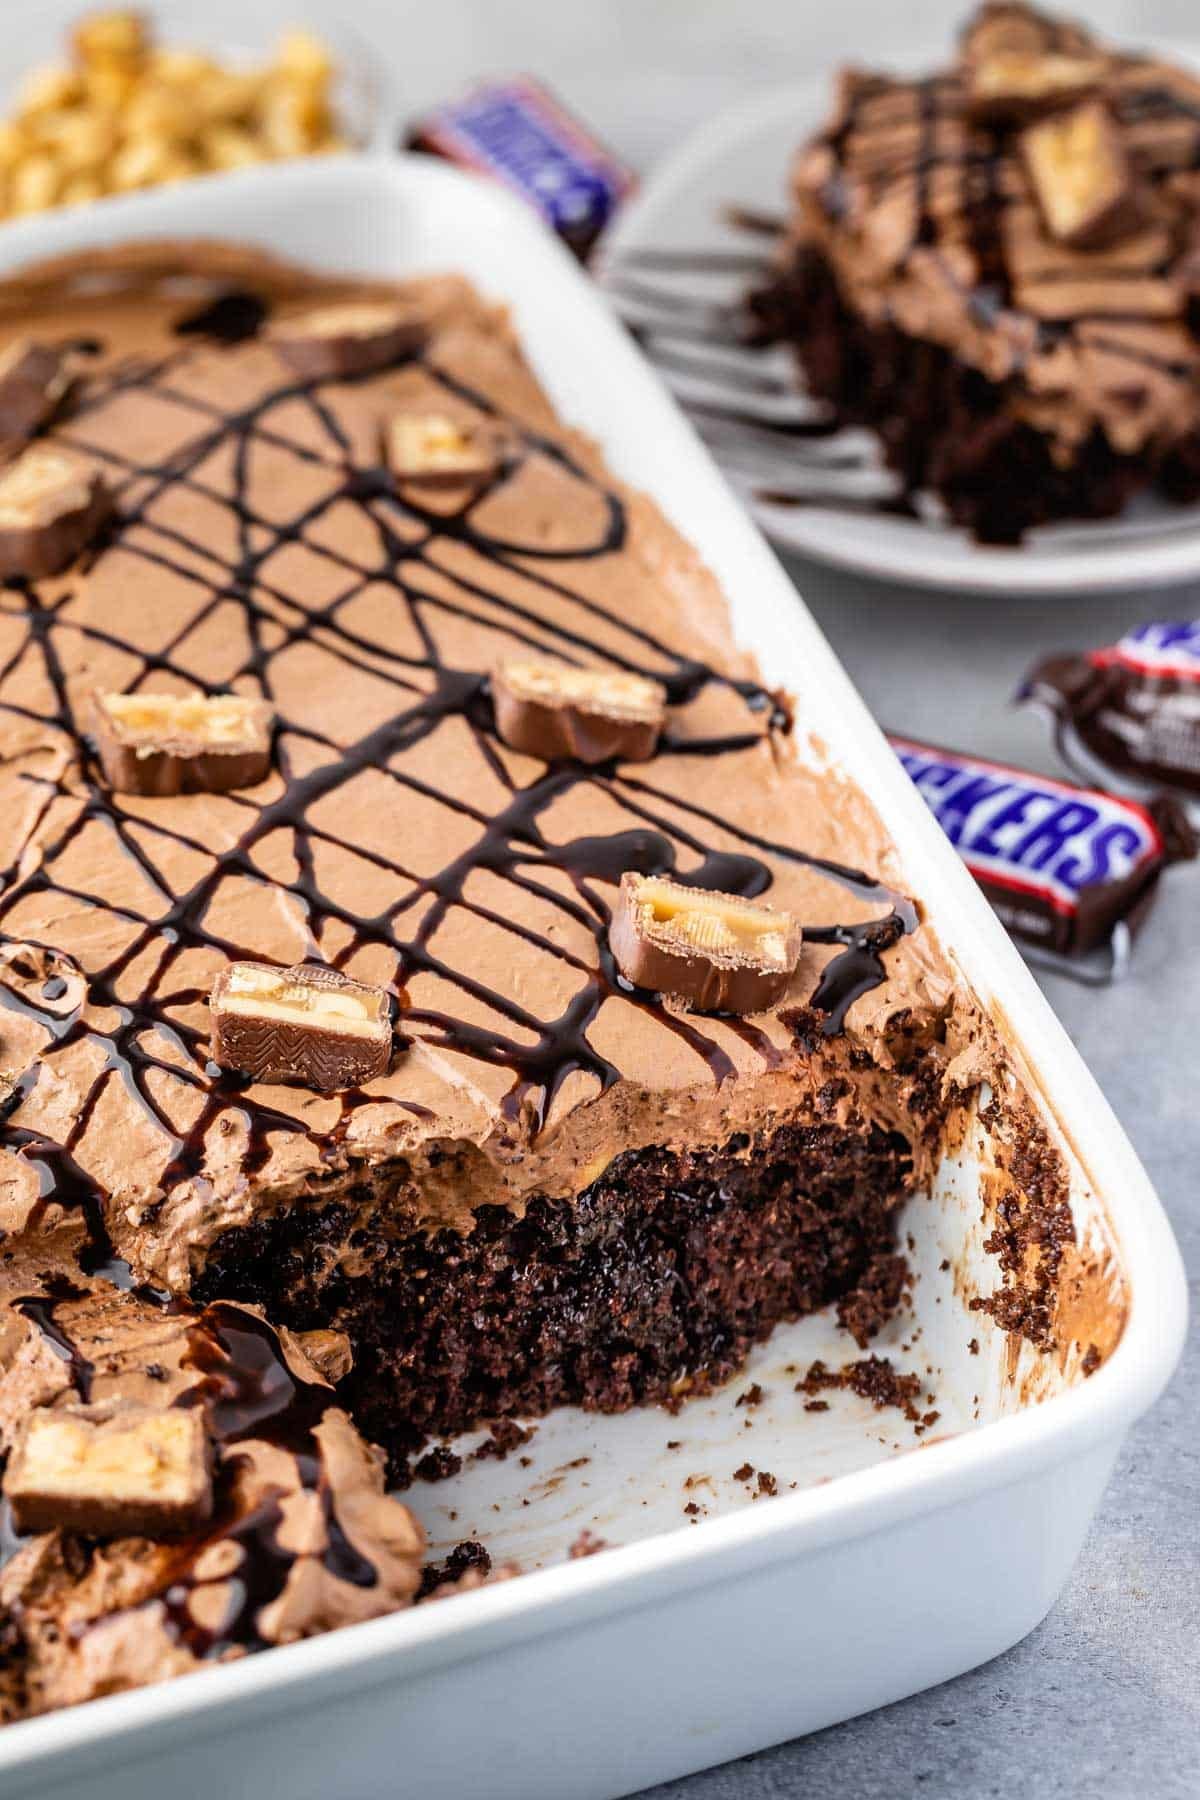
(640, 565, 1200, 1799)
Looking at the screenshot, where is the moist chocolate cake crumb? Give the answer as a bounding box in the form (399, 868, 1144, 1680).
(968, 1338, 980, 1356)
(797, 1356, 926, 1424)
(666, 1440, 682, 1450)
(416, 1540, 492, 1602)
(472, 1420, 534, 1463)
(1082, 1344, 1102, 1376)
(568, 1530, 609, 1559)
(804, 1400, 831, 1413)
(732, 1462, 754, 1483)
(836, 1250, 910, 1348)
(756, 1471, 778, 1496)
(968, 1098, 1075, 1349)
(683, 1501, 701, 1517)
(413, 1446, 464, 1483)
(736, 1384, 765, 1408)
(197, 1118, 914, 1479)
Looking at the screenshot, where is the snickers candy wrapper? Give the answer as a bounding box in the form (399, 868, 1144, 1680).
(890, 733, 1195, 958)
(1019, 621, 1200, 805)
(405, 76, 636, 260)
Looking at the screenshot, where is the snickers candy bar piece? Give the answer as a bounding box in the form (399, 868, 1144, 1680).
(965, 49, 1107, 121)
(270, 301, 426, 380)
(1020, 100, 1137, 248)
(0, 339, 73, 446)
(3, 1405, 213, 1539)
(0, 445, 112, 580)
(610, 872, 801, 1013)
(93, 690, 274, 796)
(211, 960, 393, 1089)
(387, 412, 502, 486)
(493, 658, 667, 764)
(405, 77, 636, 261)
(890, 733, 1195, 956)
(1019, 620, 1200, 798)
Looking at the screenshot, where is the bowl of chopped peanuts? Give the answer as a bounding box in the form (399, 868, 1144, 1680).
(0, 4, 391, 221)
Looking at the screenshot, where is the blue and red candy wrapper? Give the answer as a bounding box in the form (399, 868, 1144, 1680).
(406, 75, 636, 261)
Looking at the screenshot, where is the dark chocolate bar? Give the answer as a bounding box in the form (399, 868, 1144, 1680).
(210, 961, 393, 1089)
(890, 732, 1195, 956)
(609, 872, 802, 1013)
(492, 658, 667, 764)
(92, 691, 274, 796)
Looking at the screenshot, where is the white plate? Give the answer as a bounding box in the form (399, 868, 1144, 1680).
(597, 50, 1200, 597)
(0, 157, 1185, 1800)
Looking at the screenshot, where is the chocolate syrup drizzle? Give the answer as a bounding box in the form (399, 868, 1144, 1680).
(6, 1296, 381, 1658)
(0, 274, 914, 1281)
(0, 272, 915, 1646)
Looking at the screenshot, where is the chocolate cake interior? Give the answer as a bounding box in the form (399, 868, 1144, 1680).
(196, 1099, 917, 1480)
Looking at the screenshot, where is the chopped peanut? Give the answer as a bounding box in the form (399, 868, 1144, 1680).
(0, 10, 348, 224)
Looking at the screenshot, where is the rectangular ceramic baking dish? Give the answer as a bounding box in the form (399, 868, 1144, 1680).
(0, 155, 1185, 1800)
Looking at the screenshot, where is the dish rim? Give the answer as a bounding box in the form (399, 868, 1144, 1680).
(0, 151, 1185, 1781)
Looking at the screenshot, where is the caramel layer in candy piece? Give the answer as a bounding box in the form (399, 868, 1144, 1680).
(493, 659, 667, 764)
(0, 339, 73, 446)
(4, 1406, 213, 1539)
(1020, 100, 1136, 248)
(270, 301, 426, 379)
(92, 690, 274, 796)
(609, 872, 801, 1013)
(211, 960, 393, 1089)
(386, 411, 502, 486)
(965, 48, 1106, 121)
(0, 445, 112, 579)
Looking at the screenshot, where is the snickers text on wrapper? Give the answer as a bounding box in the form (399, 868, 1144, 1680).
(889, 733, 1195, 958)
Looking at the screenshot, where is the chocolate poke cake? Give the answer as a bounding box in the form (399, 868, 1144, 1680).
(760, 3, 1200, 541)
(0, 240, 1099, 1722)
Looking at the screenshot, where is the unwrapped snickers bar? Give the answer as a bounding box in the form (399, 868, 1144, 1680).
(1019, 620, 1200, 805)
(890, 733, 1195, 973)
(405, 76, 636, 260)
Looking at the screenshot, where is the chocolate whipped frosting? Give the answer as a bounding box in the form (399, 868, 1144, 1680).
(0, 239, 966, 1292)
(788, 3, 1200, 458)
(0, 236, 1123, 1726)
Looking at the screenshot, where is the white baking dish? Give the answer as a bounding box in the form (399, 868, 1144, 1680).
(0, 155, 1185, 1800)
